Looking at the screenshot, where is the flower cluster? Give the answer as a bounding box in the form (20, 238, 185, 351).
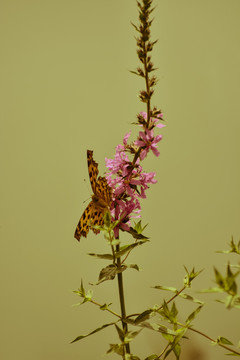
(105, 111, 165, 237)
(104, 0, 166, 238)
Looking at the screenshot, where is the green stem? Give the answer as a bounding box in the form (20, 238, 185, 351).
(90, 299, 121, 319)
(186, 326, 240, 356)
(157, 286, 187, 311)
(158, 342, 171, 358)
(116, 243, 131, 356)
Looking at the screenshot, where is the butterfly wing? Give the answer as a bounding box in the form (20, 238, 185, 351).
(87, 149, 112, 206)
(74, 201, 106, 241)
(74, 150, 112, 241)
(74, 201, 94, 241)
(87, 150, 99, 194)
(95, 176, 112, 206)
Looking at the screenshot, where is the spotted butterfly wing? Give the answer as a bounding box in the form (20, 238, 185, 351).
(74, 150, 112, 241)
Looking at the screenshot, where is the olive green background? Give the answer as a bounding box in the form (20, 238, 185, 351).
(1, 0, 240, 359)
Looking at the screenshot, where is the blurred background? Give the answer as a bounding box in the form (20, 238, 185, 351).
(1, 0, 240, 359)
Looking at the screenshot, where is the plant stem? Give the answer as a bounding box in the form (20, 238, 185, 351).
(158, 342, 170, 358)
(116, 243, 131, 355)
(157, 286, 187, 311)
(186, 326, 240, 356)
(90, 299, 121, 319)
(143, 46, 151, 128)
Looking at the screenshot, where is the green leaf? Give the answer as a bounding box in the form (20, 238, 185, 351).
(225, 353, 240, 356)
(153, 285, 178, 293)
(125, 329, 143, 343)
(212, 264, 240, 295)
(127, 264, 141, 271)
(217, 336, 234, 345)
(153, 286, 204, 304)
(135, 321, 177, 336)
(217, 237, 240, 255)
(162, 333, 174, 342)
(115, 240, 149, 258)
(223, 294, 238, 309)
(128, 221, 149, 240)
(115, 324, 125, 342)
(184, 266, 203, 287)
(133, 321, 158, 331)
(144, 355, 159, 360)
(85, 289, 93, 301)
(107, 343, 124, 356)
(158, 300, 171, 321)
(199, 287, 224, 293)
(171, 302, 178, 319)
(100, 302, 112, 311)
(214, 267, 225, 288)
(134, 220, 148, 233)
(186, 305, 203, 325)
(97, 264, 127, 284)
(158, 301, 178, 324)
(72, 280, 92, 304)
(163, 328, 187, 359)
(125, 355, 141, 360)
(179, 293, 204, 305)
(71, 322, 116, 343)
(134, 310, 153, 324)
(88, 253, 114, 260)
(173, 342, 181, 360)
(103, 209, 112, 228)
(158, 325, 177, 336)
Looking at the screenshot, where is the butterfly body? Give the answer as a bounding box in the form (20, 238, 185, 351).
(74, 150, 112, 241)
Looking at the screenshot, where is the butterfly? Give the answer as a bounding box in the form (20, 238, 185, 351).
(74, 150, 112, 241)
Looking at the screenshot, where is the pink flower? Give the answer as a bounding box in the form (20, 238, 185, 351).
(135, 128, 162, 160)
(138, 171, 157, 198)
(111, 198, 141, 238)
(123, 132, 131, 145)
(105, 124, 162, 235)
(105, 133, 131, 175)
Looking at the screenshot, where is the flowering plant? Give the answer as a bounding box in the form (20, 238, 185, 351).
(71, 1, 240, 359)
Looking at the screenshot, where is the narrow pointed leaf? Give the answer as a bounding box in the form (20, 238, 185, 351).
(217, 336, 234, 345)
(128, 227, 149, 240)
(173, 343, 181, 360)
(129, 70, 145, 78)
(127, 264, 141, 271)
(125, 329, 143, 342)
(116, 240, 149, 258)
(179, 293, 204, 305)
(200, 287, 224, 293)
(115, 324, 125, 342)
(88, 253, 114, 260)
(224, 353, 240, 356)
(71, 322, 116, 343)
(153, 285, 178, 293)
(186, 306, 202, 325)
(186, 305, 203, 325)
(134, 310, 153, 324)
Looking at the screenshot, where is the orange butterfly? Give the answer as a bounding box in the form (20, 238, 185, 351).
(74, 150, 112, 241)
